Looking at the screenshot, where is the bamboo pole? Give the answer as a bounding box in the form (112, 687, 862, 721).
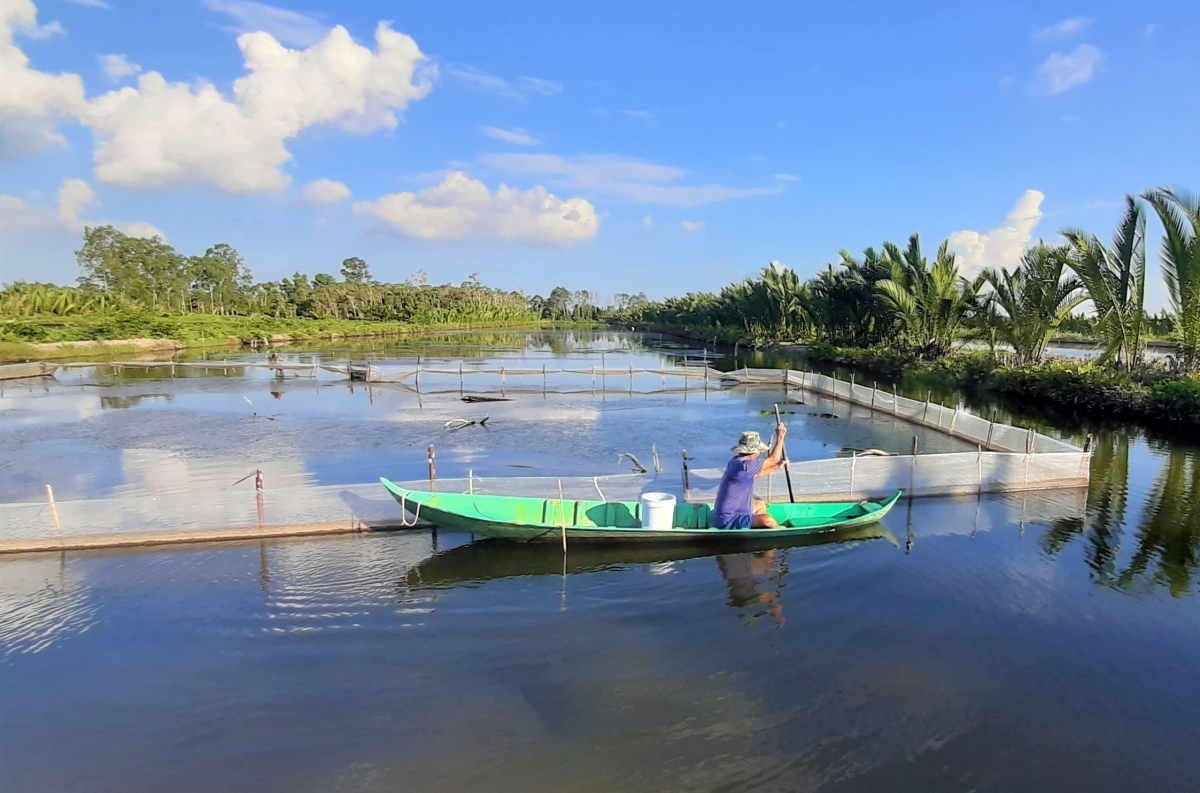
(557, 479, 568, 553)
(46, 485, 61, 533)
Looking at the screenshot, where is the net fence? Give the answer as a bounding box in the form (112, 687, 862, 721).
(723, 368, 1083, 454)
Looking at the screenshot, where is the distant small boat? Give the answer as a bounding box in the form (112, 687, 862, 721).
(380, 478, 901, 542)
(0, 361, 58, 381)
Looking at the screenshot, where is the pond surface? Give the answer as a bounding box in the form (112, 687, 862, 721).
(3, 330, 1200, 792)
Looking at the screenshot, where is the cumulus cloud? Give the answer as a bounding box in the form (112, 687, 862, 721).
(81, 22, 432, 192)
(680, 220, 704, 232)
(97, 53, 139, 81)
(0, 177, 163, 237)
(483, 153, 784, 208)
(481, 126, 540, 145)
(947, 190, 1044, 278)
(301, 177, 350, 204)
(1035, 44, 1102, 93)
(353, 171, 598, 245)
(201, 0, 328, 47)
(1033, 17, 1094, 39)
(447, 65, 561, 99)
(0, 0, 86, 156)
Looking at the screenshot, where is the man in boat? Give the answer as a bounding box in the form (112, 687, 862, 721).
(713, 423, 787, 529)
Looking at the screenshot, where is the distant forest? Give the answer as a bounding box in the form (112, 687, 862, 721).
(0, 225, 652, 325)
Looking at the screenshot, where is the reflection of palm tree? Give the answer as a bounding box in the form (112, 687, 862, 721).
(1041, 432, 1128, 582)
(1119, 448, 1200, 597)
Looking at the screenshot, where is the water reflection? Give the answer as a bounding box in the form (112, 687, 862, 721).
(403, 526, 893, 609)
(1042, 434, 1200, 597)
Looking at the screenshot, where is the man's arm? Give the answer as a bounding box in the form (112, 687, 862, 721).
(756, 423, 788, 477)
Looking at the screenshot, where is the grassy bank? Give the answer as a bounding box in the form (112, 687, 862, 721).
(0, 314, 580, 363)
(801, 343, 1200, 427)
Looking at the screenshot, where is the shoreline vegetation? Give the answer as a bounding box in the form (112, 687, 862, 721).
(1, 225, 615, 363)
(609, 185, 1200, 429)
(7, 186, 1200, 431)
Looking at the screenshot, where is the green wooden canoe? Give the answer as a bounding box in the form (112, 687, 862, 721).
(380, 477, 901, 542)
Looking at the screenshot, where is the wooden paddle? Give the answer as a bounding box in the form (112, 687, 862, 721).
(774, 403, 795, 503)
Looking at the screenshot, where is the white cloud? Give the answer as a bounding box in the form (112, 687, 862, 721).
(17, 16, 60, 38)
(1033, 17, 1094, 39)
(680, 220, 704, 232)
(97, 53, 140, 81)
(642, 214, 652, 226)
(1144, 23, 1157, 38)
(1034, 44, 1102, 93)
(301, 177, 350, 204)
(622, 109, 655, 127)
(480, 126, 540, 146)
(81, 22, 432, 193)
(353, 171, 598, 245)
(447, 65, 561, 99)
(65, 0, 109, 7)
(201, 0, 328, 47)
(483, 152, 784, 208)
(774, 173, 799, 182)
(0, 0, 86, 156)
(115, 220, 165, 238)
(947, 189, 1044, 278)
(0, 177, 163, 237)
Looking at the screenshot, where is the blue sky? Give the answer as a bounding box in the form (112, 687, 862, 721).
(1, 0, 1197, 306)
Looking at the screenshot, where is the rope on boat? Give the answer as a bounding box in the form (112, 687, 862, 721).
(397, 493, 423, 527)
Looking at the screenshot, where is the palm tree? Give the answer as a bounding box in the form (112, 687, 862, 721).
(1143, 187, 1200, 371)
(1061, 196, 1147, 370)
(877, 234, 978, 359)
(980, 242, 1085, 365)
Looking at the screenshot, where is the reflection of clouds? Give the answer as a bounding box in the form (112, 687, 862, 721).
(0, 557, 95, 657)
(262, 533, 437, 633)
(0, 451, 391, 541)
(0, 390, 103, 425)
(115, 448, 313, 495)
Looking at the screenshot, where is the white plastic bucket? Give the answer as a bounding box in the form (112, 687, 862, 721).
(640, 492, 677, 530)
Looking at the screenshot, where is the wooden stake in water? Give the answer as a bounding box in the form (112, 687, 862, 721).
(681, 450, 691, 500)
(255, 469, 265, 527)
(428, 445, 437, 491)
(557, 479, 568, 553)
(45, 484, 61, 533)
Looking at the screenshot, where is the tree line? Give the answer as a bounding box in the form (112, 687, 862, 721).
(0, 225, 636, 326)
(618, 187, 1200, 371)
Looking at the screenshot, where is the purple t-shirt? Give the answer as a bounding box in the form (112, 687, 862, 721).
(713, 456, 763, 526)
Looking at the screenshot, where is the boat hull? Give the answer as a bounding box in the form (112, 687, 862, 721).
(381, 478, 900, 543)
(0, 362, 58, 381)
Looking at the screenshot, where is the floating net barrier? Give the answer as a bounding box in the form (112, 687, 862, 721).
(2, 364, 1091, 551)
(0, 475, 655, 545)
(721, 368, 1084, 455)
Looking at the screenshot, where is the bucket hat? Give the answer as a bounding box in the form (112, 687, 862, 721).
(731, 431, 770, 455)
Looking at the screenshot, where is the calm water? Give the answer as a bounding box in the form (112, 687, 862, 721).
(3, 331, 1200, 792)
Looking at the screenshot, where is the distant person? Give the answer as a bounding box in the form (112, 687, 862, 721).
(713, 423, 787, 529)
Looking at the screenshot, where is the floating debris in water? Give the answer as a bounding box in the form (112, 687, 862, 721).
(616, 452, 647, 473)
(445, 416, 490, 431)
(836, 448, 897, 458)
(462, 395, 511, 403)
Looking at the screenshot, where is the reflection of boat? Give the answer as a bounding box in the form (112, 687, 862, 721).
(402, 526, 894, 587)
(382, 478, 900, 542)
(0, 361, 57, 381)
